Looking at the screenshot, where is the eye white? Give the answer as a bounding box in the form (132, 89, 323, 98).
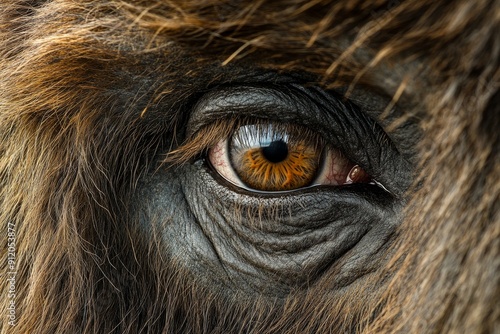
(208, 139, 245, 188)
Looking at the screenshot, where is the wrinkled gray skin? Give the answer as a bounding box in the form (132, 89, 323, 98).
(135, 77, 418, 297)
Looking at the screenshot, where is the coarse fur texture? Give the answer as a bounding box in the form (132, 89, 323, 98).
(0, 0, 499, 333)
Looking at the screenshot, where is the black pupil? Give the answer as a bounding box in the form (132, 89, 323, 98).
(261, 140, 289, 163)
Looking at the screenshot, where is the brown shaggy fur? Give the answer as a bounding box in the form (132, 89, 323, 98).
(1, 0, 498, 333)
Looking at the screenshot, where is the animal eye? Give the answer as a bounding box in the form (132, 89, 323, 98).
(208, 122, 371, 192)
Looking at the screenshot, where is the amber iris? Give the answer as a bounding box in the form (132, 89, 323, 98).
(229, 124, 321, 191)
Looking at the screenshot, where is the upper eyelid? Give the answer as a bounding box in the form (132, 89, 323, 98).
(186, 84, 320, 137)
(185, 83, 370, 161)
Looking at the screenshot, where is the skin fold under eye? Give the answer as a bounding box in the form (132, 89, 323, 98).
(208, 122, 371, 192)
(148, 82, 412, 295)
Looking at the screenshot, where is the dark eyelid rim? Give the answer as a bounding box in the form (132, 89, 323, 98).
(204, 157, 392, 201)
(188, 83, 412, 197)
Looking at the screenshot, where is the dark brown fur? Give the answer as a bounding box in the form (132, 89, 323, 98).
(1, 0, 498, 333)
